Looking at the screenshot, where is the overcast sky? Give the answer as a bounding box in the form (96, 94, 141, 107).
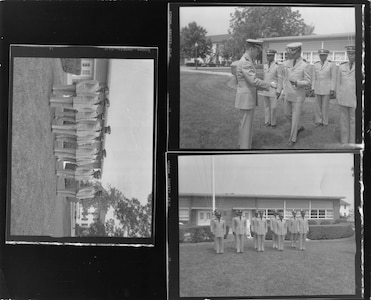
(179, 6, 356, 36)
(102, 59, 154, 205)
(178, 154, 356, 208)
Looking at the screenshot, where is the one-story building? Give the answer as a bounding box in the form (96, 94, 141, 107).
(260, 32, 355, 65)
(206, 32, 355, 65)
(179, 193, 345, 226)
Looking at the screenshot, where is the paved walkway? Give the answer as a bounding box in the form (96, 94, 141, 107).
(180, 66, 233, 77)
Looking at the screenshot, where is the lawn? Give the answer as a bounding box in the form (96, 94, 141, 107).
(180, 71, 349, 149)
(179, 236, 356, 298)
(10, 57, 70, 237)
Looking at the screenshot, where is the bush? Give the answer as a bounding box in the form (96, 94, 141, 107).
(60, 58, 81, 75)
(320, 220, 332, 225)
(185, 62, 195, 67)
(308, 219, 318, 225)
(334, 218, 349, 224)
(308, 224, 354, 240)
(179, 225, 214, 243)
(208, 63, 216, 67)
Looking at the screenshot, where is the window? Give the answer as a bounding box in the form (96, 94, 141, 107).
(276, 52, 284, 62)
(310, 209, 333, 219)
(319, 210, 325, 218)
(302, 52, 311, 63)
(326, 210, 334, 219)
(82, 70, 91, 76)
(179, 209, 190, 222)
(200, 212, 204, 220)
(311, 210, 318, 219)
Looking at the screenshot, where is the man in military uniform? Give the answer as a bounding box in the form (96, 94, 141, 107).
(275, 213, 287, 251)
(250, 210, 259, 249)
(232, 210, 247, 253)
(260, 49, 280, 128)
(288, 210, 299, 248)
(211, 210, 226, 254)
(297, 210, 309, 251)
(311, 49, 336, 127)
(235, 39, 271, 149)
(278, 42, 311, 147)
(255, 210, 268, 252)
(336, 45, 356, 144)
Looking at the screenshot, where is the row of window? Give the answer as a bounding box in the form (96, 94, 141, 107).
(275, 51, 348, 65)
(181, 208, 335, 221)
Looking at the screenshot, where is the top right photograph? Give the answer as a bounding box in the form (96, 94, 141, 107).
(174, 4, 364, 150)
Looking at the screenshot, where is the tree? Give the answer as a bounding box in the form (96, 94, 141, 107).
(180, 21, 212, 60)
(229, 7, 315, 58)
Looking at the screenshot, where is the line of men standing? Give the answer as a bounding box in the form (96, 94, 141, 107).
(49, 79, 111, 203)
(210, 209, 309, 254)
(235, 39, 356, 148)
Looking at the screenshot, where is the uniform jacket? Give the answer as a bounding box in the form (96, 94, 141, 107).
(232, 216, 247, 235)
(255, 217, 268, 235)
(250, 217, 257, 233)
(259, 61, 280, 97)
(275, 219, 287, 235)
(270, 216, 278, 234)
(235, 53, 270, 110)
(277, 57, 311, 103)
(336, 62, 356, 108)
(211, 218, 226, 238)
(297, 217, 309, 234)
(311, 60, 336, 95)
(288, 217, 299, 233)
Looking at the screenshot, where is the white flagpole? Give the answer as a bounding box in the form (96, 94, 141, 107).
(212, 156, 215, 212)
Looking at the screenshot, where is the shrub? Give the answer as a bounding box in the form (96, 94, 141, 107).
(334, 218, 349, 224)
(60, 58, 81, 75)
(320, 220, 332, 225)
(308, 219, 318, 225)
(185, 62, 195, 67)
(308, 224, 354, 240)
(179, 225, 214, 243)
(260, 227, 290, 241)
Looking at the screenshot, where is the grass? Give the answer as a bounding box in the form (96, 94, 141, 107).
(11, 57, 70, 237)
(180, 71, 349, 149)
(179, 235, 356, 298)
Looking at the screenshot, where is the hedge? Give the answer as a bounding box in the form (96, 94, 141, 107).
(307, 224, 354, 240)
(179, 225, 229, 243)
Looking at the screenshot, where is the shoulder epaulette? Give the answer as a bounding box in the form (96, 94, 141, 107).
(327, 60, 332, 62)
(314, 61, 321, 64)
(340, 61, 347, 65)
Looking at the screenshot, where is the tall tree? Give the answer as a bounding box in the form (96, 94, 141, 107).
(180, 21, 212, 60)
(229, 7, 315, 58)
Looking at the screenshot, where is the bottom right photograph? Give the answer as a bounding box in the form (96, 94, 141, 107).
(173, 153, 362, 299)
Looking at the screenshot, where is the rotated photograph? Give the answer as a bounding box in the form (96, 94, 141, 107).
(175, 153, 360, 298)
(7, 46, 157, 243)
(172, 5, 362, 149)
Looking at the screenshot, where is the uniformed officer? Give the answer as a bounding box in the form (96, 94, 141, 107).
(336, 45, 356, 144)
(211, 210, 226, 254)
(297, 210, 309, 251)
(275, 213, 287, 251)
(311, 49, 337, 127)
(288, 210, 299, 248)
(235, 39, 272, 149)
(270, 210, 278, 249)
(255, 210, 268, 252)
(278, 42, 311, 147)
(232, 210, 247, 253)
(250, 211, 259, 249)
(260, 49, 280, 128)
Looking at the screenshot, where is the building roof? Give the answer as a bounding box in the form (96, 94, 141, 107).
(180, 192, 345, 200)
(340, 199, 350, 206)
(260, 32, 355, 42)
(207, 34, 232, 43)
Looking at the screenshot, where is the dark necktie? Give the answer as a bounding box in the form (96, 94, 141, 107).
(293, 59, 296, 67)
(349, 62, 353, 70)
(268, 62, 271, 69)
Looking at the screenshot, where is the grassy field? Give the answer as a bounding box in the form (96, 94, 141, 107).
(10, 57, 70, 237)
(180, 71, 349, 149)
(179, 236, 356, 298)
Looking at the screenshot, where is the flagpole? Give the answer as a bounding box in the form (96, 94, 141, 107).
(212, 156, 215, 212)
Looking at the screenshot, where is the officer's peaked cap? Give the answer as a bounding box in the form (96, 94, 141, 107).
(318, 49, 330, 54)
(246, 39, 263, 48)
(266, 49, 277, 55)
(346, 45, 355, 53)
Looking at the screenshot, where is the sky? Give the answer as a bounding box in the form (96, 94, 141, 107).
(101, 59, 154, 205)
(178, 154, 356, 208)
(179, 6, 356, 36)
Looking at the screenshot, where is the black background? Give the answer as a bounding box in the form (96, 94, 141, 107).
(0, 1, 369, 299)
(0, 1, 167, 299)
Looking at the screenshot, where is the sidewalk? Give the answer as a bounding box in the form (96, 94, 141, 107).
(180, 66, 233, 77)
